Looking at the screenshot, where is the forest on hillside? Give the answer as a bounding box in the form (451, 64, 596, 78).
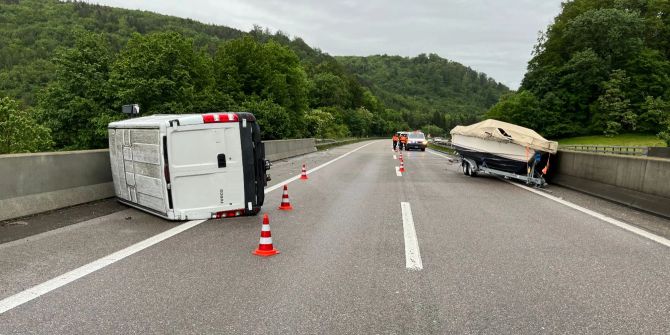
(337, 54, 510, 131)
(486, 0, 670, 144)
(0, 0, 509, 153)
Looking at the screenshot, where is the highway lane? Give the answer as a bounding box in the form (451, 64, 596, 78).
(0, 140, 669, 334)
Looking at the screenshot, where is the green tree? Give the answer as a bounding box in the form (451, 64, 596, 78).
(308, 72, 351, 107)
(110, 32, 215, 116)
(593, 69, 634, 136)
(420, 124, 444, 137)
(304, 109, 338, 138)
(235, 98, 291, 140)
(0, 97, 52, 154)
(214, 36, 309, 136)
(37, 31, 117, 149)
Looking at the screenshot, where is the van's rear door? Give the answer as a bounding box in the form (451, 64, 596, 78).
(166, 120, 245, 219)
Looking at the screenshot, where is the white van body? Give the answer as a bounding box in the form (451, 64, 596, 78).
(108, 113, 268, 220)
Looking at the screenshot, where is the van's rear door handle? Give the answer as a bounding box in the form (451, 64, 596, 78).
(217, 154, 226, 168)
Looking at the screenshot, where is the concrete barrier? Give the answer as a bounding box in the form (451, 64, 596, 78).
(0, 139, 317, 221)
(0, 150, 114, 221)
(264, 138, 316, 161)
(554, 150, 670, 218)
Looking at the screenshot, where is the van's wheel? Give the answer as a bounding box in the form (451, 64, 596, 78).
(421, 148, 426, 151)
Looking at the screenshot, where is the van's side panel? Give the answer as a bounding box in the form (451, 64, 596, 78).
(108, 127, 168, 215)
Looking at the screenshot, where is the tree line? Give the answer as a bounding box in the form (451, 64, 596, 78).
(487, 0, 670, 144)
(0, 0, 509, 153)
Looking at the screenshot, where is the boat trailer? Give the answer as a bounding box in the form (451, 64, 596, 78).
(454, 155, 548, 187)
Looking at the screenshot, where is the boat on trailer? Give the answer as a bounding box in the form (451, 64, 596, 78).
(450, 119, 558, 187)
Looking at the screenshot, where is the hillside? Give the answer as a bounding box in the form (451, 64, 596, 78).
(0, 0, 510, 152)
(337, 54, 510, 129)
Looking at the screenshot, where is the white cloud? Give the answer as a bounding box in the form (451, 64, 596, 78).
(85, 0, 562, 89)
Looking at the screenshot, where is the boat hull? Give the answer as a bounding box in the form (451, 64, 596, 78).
(452, 134, 538, 175)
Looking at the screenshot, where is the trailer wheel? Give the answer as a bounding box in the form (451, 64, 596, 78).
(463, 161, 478, 177)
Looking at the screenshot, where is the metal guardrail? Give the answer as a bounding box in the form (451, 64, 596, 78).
(559, 145, 649, 156)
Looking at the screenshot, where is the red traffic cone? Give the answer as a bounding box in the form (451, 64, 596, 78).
(399, 152, 403, 161)
(399, 160, 405, 173)
(253, 214, 279, 257)
(300, 164, 308, 180)
(278, 185, 293, 210)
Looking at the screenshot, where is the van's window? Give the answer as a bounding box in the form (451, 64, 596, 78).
(409, 133, 425, 139)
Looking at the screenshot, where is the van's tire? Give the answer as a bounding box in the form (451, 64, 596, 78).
(421, 148, 426, 151)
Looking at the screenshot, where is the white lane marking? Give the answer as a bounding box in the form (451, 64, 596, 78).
(427, 149, 453, 160)
(401, 202, 423, 270)
(393, 155, 397, 159)
(395, 166, 402, 177)
(508, 182, 670, 248)
(427, 149, 670, 248)
(264, 141, 380, 194)
(0, 140, 380, 315)
(0, 219, 205, 314)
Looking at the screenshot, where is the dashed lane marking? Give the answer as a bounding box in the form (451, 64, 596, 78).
(401, 202, 423, 270)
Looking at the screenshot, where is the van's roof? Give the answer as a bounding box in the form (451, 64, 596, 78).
(108, 113, 242, 128)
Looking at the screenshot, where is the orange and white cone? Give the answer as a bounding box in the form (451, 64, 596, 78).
(300, 164, 308, 180)
(399, 160, 405, 173)
(278, 185, 293, 210)
(399, 152, 403, 161)
(253, 214, 279, 257)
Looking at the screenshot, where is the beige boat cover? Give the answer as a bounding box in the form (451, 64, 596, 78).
(450, 119, 558, 154)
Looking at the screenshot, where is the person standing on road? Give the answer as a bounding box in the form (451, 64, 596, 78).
(392, 133, 399, 150)
(400, 133, 408, 150)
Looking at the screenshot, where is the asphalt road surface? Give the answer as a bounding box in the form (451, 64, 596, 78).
(1, 140, 669, 334)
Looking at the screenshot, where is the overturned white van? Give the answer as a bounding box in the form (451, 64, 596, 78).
(108, 112, 270, 220)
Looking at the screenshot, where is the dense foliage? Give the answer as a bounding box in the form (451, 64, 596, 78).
(337, 55, 510, 133)
(0, 0, 509, 152)
(487, 0, 670, 144)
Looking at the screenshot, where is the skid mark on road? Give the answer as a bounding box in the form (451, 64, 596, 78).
(401, 202, 423, 270)
(0, 141, 380, 315)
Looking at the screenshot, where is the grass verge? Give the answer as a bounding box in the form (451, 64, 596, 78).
(557, 134, 666, 147)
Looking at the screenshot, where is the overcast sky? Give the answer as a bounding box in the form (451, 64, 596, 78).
(87, 0, 563, 89)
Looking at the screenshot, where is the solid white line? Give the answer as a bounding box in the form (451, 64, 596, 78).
(401, 202, 423, 270)
(508, 182, 670, 248)
(0, 140, 380, 315)
(0, 219, 205, 314)
(264, 140, 380, 194)
(427, 149, 670, 248)
(395, 166, 402, 177)
(427, 149, 453, 160)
